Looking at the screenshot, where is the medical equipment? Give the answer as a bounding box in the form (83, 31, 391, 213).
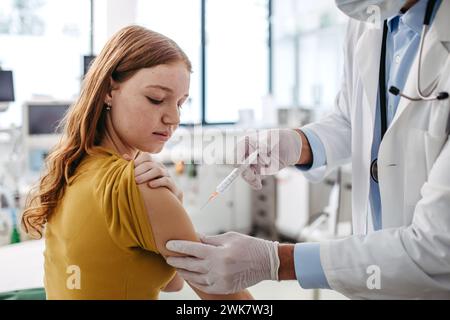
(372, 0, 448, 183)
(0, 69, 14, 112)
(0, 186, 21, 246)
(26, 103, 69, 135)
(252, 175, 277, 239)
(0, 70, 14, 103)
(22, 101, 71, 174)
(200, 151, 258, 210)
(83, 55, 96, 76)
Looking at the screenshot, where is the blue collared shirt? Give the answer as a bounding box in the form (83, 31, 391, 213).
(293, 0, 441, 289)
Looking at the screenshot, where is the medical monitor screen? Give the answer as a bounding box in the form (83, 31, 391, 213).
(28, 104, 70, 135)
(0, 70, 14, 102)
(83, 55, 96, 76)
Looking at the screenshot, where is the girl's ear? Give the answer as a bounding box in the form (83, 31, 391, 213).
(104, 77, 119, 105)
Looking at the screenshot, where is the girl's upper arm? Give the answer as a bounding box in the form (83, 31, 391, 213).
(137, 184, 199, 257)
(137, 184, 254, 300)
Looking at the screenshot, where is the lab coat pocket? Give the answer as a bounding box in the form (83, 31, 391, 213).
(423, 132, 448, 174)
(405, 129, 448, 206)
(404, 129, 426, 206)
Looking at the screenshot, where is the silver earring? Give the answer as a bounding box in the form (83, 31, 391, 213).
(106, 102, 111, 111)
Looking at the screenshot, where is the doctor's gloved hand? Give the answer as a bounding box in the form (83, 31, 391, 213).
(165, 232, 280, 294)
(124, 152, 183, 203)
(236, 129, 302, 189)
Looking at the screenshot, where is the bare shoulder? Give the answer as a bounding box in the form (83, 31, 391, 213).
(137, 184, 199, 257)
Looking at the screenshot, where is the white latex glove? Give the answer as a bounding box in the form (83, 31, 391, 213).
(236, 129, 302, 189)
(166, 232, 280, 294)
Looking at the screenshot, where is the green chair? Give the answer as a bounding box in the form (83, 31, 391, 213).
(0, 287, 46, 300)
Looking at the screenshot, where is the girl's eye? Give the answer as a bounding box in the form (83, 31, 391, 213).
(147, 97, 163, 105)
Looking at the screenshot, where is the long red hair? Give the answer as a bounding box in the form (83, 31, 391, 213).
(22, 25, 192, 238)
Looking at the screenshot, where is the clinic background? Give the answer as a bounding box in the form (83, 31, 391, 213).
(0, 0, 349, 299)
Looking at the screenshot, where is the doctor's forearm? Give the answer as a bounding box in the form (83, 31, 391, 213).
(294, 129, 313, 166)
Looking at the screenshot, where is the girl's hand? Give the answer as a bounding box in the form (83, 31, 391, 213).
(124, 152, 183, 203)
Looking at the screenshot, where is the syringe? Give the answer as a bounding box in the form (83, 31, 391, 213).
(200, 151, 259, 210)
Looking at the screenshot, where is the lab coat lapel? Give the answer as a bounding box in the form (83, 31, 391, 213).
(354, 25, 383, 234)
(355, 26, 383, 127)
(386, 1, 450, 133)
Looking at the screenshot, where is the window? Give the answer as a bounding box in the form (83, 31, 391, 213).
(136, 0, 201, 125)
(205, 0, 269, 124)
(273, 0, 347, 110)
(0, 0, 90, 128)
(0, 1, 273, 127)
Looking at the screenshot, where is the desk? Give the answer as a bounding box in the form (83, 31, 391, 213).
(0, 240, 44, 293)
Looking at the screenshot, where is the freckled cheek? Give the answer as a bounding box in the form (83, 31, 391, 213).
(112, 100, 160, 138)
(134, 115, 160, 138)
(113, 113, 145, 139)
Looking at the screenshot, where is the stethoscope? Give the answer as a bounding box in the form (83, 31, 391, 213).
(371, 0, 449, 183)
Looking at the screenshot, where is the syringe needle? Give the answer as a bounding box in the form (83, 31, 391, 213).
(200, 192, 218, 210)
(200, 200, 209, 211)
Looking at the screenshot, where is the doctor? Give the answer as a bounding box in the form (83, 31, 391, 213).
(164, 0, 450, 299)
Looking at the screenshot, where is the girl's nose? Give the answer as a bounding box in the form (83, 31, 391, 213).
(162, 104, 180, 125)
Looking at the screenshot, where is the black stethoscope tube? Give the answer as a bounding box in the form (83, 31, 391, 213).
(371, 0, 448, 183)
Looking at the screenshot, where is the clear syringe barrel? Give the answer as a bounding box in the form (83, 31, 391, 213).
(215, 150, 258, 194)
(216, 168, 241, 193)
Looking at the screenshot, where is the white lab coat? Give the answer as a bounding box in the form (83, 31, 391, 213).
(301, 2, 450, 299)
